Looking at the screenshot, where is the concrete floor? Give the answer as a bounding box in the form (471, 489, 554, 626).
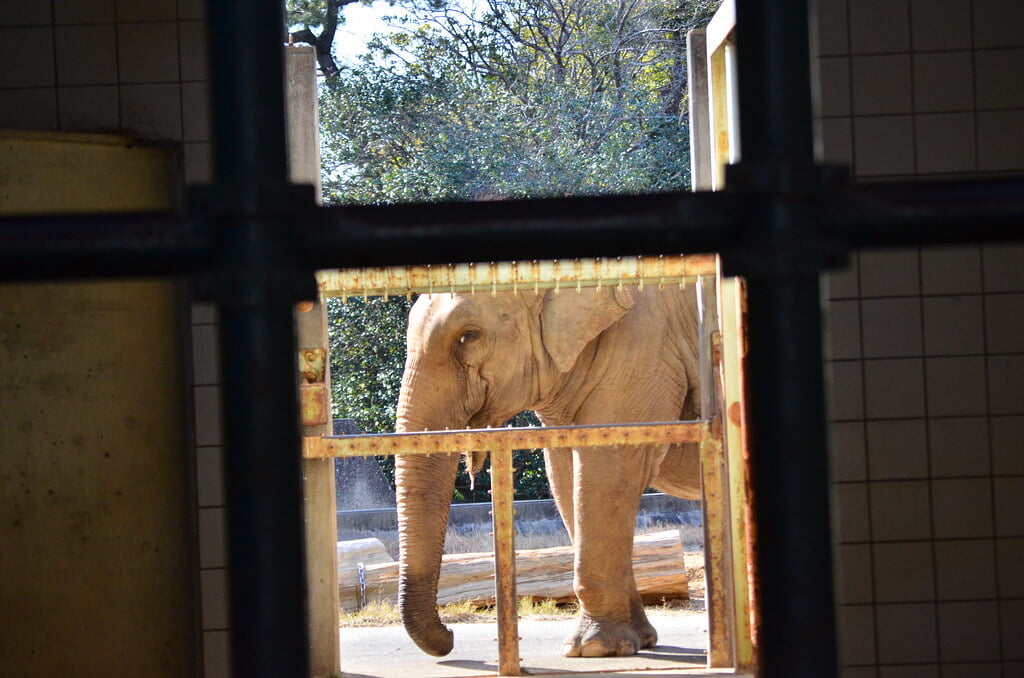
(337, 609, 735, 678)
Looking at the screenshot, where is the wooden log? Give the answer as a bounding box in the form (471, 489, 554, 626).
(339, 530, 688, 612)
(336, 538, 393, 577)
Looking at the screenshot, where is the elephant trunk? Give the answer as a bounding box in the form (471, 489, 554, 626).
(394, 427, 461, 657)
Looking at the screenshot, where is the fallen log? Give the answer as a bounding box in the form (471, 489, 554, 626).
(339, 529, 688, 612)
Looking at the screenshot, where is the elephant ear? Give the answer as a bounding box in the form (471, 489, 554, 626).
(541, 285, 638, 373)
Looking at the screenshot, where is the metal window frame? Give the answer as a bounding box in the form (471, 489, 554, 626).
(1, 0, 1022, 676)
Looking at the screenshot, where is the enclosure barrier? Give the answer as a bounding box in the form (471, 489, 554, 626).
(304, 259, 737, 677)
(317, 254, 717, 298)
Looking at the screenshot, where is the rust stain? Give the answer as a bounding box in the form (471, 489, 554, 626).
(728, 401, 743, 427)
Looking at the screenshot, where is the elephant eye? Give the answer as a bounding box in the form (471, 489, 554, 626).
(459, 330, 479, 344)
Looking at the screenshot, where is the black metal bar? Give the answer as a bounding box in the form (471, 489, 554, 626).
(0, 212, 212, 281)
(305, 191, 740, 268)
(732, 0, 838, 676)
(204, 1, 310, 677)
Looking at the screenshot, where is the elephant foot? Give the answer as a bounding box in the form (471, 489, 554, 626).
(559, 613, 657, 658)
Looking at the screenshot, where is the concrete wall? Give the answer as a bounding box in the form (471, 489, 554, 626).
(0, 133, 198, 676)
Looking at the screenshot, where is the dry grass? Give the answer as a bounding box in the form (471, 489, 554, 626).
(339, 597, 578, 628)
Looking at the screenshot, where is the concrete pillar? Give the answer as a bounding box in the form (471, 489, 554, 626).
(285, 45, 341, 677)
(0, 132, 199, 676)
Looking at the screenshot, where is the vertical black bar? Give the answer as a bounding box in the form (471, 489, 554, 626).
(744, 274, 838, 677)
(732, 0, 839, 676)
(733, 0, 816, 166)
(204, 1, 310, 677)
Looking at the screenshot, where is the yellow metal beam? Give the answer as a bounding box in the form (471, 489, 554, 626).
(490, 448, 521, 676)
(317, 254, 717, 298)
(302, 421, 711, 458)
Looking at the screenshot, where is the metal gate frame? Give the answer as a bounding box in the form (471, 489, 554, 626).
(1, 0, 1022, 677)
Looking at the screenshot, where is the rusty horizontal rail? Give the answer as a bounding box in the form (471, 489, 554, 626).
(317, 254, 718, 298)
(302, 421, 712, 458)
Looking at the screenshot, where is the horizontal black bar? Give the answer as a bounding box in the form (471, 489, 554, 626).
(303, 191, 741, 269)
(0, 211, 213, 282)
(831, 179, 1024, 249)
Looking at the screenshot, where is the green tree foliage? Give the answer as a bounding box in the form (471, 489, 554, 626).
(314, 0, 718, 501)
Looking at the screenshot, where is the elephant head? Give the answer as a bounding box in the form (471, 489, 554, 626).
(394, 286, 637, 656)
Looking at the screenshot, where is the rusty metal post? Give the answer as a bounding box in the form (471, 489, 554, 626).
(489, 448, 521, 676)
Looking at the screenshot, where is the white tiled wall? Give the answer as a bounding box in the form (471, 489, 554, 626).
(0, 2, 223, 674)
(818, 1, 1024, 675)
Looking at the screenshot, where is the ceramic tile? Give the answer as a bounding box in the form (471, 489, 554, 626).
(926, 356, 988, 417)
(841, 667, 877, 678)
(828, 300, 862, 360)
(922, 296, 984, 356)
(838, 604, 876, 666)
(986, 294, 1024, 353)
(873, 541, 935, 601)
(875, 603, 938, 663)
(829, 360, 865, 421)
(991, 416, 1024, 475)
(1003, 600, 1024, 660)
(921, 246, 982, 295)
(977, 111, 1024, 172)
(988, 354, 1024, 415)
(870, 480, 932, 541)
(0, 28, 55, 88)
(935, 539, 997, 600)
(196, 445, 225, 507)
(938, 601, 1001, 662)
(832, 421, 868, 482)
(117, 0, 177, 22)
(820, 116, 855, 166)
(179, 0, 204, 21)
(820, 57, 852, 116)
(192, 323, 220, 385)
(849, 0, 910, 54)
(864, 359, 926, 419)
(0, 3, 52, 25)
(837, 543, 874, 604)
(851, 55, 913, 115)
(198, 506, 227, 568)
(184, 141, 212, 184)
(118, 22, 180, 83)
(862, 298, 922, 358)
(203, 629, 231, 678)
(910, 0, 971, 50)
(827, 251, 859, 299)
(194, 384, 222, 446)
(928, 417, 990, 478)
(912, 52, 974, 113)
(179, 20, 208, 81)
(982, 244, 1024, 292)
(0, 88, 57, 129)
(994, 477, 1024, 537)
(932, 478, 994, 539)
(52, 0, 114, 24)
(191, 303, 218, 324)
(915, 113, 976, 175)
(975, 49, 1024, 109)
(941, 663, 1005, 678)
(974, 0, 1024, 49)
(182, 81, 209, 141)
(817, 0, 849, 56)
(853, 115, 916, 177)
(996, 538, 1024, 597)
(867, 419, 928, 479)
(200, 568, 229, 629)
(860, 249, 920, 297)
(836, 482, 872, 543)
(120, 83, 182, 140)
(879, 665, 938, 678)
(58, 85, 120, 132)
(54, 24, 117, 86)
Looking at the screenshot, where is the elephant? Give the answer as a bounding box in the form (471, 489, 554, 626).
(394, 282, 703, 659)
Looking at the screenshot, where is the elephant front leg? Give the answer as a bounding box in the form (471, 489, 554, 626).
(560, 445, 659, 658)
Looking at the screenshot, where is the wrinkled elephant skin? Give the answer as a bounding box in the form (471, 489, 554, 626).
(394, 285, 703, 658)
